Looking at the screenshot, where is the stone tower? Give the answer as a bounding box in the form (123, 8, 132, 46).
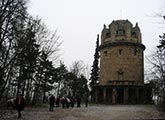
(100, 20, 145, 85)
(92, 20, 152, 104)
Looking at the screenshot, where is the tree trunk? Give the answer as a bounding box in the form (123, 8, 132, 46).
(0, 67, 12, 100)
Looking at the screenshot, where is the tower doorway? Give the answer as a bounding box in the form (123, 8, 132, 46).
(106, 89, 112, 104)
(98, 89, 103, 103)
(117, 88, 124, 104)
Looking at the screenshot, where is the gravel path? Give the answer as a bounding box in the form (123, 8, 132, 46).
(0, 104, 165, 120)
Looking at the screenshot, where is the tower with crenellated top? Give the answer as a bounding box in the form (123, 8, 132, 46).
(99, 20, 145, 86)
(92, 20, 152, 104)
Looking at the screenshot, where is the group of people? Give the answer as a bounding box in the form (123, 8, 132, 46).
(49, 95, 88, 111)
(6, 94, 89, 119)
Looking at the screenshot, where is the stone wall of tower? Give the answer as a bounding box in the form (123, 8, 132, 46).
(99, 20, 145, 85)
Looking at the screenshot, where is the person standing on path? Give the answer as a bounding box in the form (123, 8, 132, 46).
(65, 97, 70, 108)
(77, 96, 81, 107)
(70, 97, 75, 108)
(85, 97, 88, 107)
(15, 94, 25, 119)
(56, 97, 60, 107)
(61, 97, 66, 108)
(49, 95, 55, 111)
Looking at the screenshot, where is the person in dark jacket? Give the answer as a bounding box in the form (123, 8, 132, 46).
(56, 97, 60, 107)
(49, 95, 55, 111)
(61, 97, 66, 108)
(85, 97, 89, 107)
(15, 94, 25, 119)
(70, 97, 75, 108)
(77, 96, 81, 107)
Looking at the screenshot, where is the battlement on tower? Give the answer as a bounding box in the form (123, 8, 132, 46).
(101, 20, 141, 44)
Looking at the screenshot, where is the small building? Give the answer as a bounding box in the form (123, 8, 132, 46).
(92, 20, 152, 104)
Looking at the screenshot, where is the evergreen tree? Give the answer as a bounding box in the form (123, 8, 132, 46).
(34, 51, 55, 104)
(89, 34, 100, 87)
(53, 62, 69, 97)
(15, 18, 40, 103)
(76, 75, 89, 98)
(66, 72, 89, 98)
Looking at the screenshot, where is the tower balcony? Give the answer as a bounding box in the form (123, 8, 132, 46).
(107, 80, 136, 86)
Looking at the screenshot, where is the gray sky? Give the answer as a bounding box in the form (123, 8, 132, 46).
(28, 0, 165, 67)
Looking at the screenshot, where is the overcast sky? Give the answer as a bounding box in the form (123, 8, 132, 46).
(28, 0, 165, 67)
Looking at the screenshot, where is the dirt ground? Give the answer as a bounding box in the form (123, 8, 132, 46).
(0, 104, 165, 120)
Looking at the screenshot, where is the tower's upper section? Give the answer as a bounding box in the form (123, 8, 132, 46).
(101, 20, 141, 44)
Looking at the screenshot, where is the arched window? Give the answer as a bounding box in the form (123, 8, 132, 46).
(116, 26, 125, 36)
(117, 69, 124, 80)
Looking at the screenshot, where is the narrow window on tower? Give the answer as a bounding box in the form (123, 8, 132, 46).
(117, 70, 124, 80)
(104, 51, 108, 56)
(134, 48, 137, 55)
(106, 32, 109, 37)
(119, 49, 123, 55)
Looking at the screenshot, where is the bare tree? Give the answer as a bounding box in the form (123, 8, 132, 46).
(70, 60, 86, 78)
(148, 29, 165, 110)
(0, 0, 28, 100)
(69, 61, 89, 97)
(32, 18, 62, 63)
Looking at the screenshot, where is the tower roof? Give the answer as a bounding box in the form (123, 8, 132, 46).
(110, 19, 132, 26)
(101, 19, 142, 44)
